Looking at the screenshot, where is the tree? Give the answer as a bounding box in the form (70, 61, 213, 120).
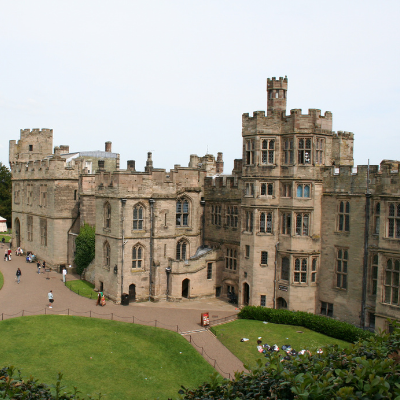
(0, 162, 12, 228)
(74, 224, 95, 276)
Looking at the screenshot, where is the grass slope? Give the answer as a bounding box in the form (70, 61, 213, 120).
(212, 319, 351, 369)
(65, 279, 98, 300)
(0, 269, 3, 290)
(0, 315, 215, 400)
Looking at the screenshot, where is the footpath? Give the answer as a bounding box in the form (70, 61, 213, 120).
(0, 248, 245, 379)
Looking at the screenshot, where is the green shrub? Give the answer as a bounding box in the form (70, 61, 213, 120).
(74, 224, 95, 276)
(238, 306, 373, 343)
(0, 366, 103, 399)
(180, 322, 400, 399)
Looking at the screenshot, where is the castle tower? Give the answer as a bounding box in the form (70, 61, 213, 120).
(267, 76, 288, 116)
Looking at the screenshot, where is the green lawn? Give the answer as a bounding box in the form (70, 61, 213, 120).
(0, 233, 11, 243)
(0, 269, 3, 290)
(65, 279, 100, 300)
(0, 315, 216, 399)
(212, 319, 351, 369)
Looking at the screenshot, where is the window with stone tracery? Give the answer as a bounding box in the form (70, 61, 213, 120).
(283, 138, 294, 165)
(298, 138, 312, 165)
(176, 198, 189, 227)
(259, 212, 273, 234)
(133, 204, 144, 230)
(132, 244, 144, 268)
(388, 203, 400, 239)
(261, 139, 275, 165)
(245, 139, 255, 165)
(384, 258, 400, 305)
(315, 138, 325, 165)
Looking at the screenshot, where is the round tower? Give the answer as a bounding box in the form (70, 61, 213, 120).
(267, 76, 288, 116)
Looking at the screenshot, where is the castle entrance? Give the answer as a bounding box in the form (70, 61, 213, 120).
(129, 284, 136, 302)
(14, 218, 20, 248)
(182, 279, 190, 298)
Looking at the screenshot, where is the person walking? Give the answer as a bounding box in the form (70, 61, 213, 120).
(7, 248, 11, 261)
(37, 261, 41, 274)
(62, 267, 67, 283)
(48, 290, 54, 308)
(16, 268, 21, 284)
(4, 249, 7, 261)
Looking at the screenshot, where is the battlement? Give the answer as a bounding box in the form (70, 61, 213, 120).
(20, 128, 53, 139)
(267, 76, 288, 89)
(333, 131, 354, 139)
(10, 156, 83, 180)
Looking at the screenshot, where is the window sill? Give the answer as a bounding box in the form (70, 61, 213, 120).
(103, 228, 111, 232)
(257, 232, 273, 236)
(260, 264, 268, 268)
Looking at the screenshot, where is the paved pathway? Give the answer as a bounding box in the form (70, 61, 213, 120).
(0, 248, 245, 379)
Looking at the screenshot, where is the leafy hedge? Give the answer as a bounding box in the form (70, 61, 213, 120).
(180, 322, 400, 399)
(0, 366, 104, 399)
(238, 306, 373, 343)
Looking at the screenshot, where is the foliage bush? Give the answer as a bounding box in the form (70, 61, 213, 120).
(238, 306, 373, 343)
(180, 322, 400, 399)
(0, 366, 104, 399)
(0, 162, 12, 228)
(74, 224, 95, 276)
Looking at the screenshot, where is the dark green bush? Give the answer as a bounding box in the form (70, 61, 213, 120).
(0, 366, 104, 399)
(238, 306, 373, 343)
(180, 322, 400, 399)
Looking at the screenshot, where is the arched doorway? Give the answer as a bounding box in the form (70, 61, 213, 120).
(14, 218, 20, 248)
(129, 284, 136, 302)
(243, 282, 250, 306)
(277, 297, 288, 309)
(182, 279, 190, 298)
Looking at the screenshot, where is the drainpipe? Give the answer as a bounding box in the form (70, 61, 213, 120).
(149, 198, 155, 301)
(166, 266, 171, 300)
(121, 199, 127, 302)
(200, 197, 205, 247)
(273, 242, 279, 309)
(361, 161, 371, 329)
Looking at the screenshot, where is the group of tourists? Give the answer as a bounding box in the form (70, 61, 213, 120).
(4, 248, 12, 261)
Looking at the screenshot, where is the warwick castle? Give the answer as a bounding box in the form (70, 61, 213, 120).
(9, 77, 400, 332)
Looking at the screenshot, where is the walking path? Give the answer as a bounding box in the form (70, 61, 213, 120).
(0, 249, 245, 379)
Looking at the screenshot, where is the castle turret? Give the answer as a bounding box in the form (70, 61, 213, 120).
(267, 76, 288, 116)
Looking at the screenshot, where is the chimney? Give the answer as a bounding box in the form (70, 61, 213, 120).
(216, 152, 224, 174)
(127, 160, 136, 171)
(105, 141, 112, 153)
(145, 152, 153, 172)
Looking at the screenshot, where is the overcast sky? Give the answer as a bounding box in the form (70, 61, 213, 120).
(1, 1, 399, 173)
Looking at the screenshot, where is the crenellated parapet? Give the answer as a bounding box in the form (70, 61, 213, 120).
(9, 128, 54, 165)
(242, 108, 333, 137)
(10, 156, 83, 180)
(322, 161, 400, 196)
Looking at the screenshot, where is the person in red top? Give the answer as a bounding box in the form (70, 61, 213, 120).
(7, 249, 11, 261)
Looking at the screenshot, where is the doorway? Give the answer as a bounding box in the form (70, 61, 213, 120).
(129, 284, 136, 302)
(243, 282, 250, 306)
(182, 279, 190, 298)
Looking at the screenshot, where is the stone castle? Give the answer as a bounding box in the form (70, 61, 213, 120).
(9, 77, 400, 332)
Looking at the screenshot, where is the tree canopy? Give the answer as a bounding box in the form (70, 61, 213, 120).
(74, 224, 95, 275)
(0, 162, 12, 228)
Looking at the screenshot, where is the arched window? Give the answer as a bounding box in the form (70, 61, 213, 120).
(176, 239, 188, 261)
(104, 202, 111, 229)
(133, 204, 144, 230)
(176, 198, 189, 226)
(103, 242, 111, 268)
(277, 297, 288, 309)
(132, 245, 144, 268)
(281, 257, 290, 281)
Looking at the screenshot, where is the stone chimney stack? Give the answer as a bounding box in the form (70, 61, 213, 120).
(216, 152, 224, 174)
(145, 152, 153, 172)
(127, 160, 136, 171)
(105, 141, 112, 153)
